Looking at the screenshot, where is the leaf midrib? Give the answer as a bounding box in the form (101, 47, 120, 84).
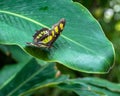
(0, 10, 109, 65)
(0, 10, 94, 52)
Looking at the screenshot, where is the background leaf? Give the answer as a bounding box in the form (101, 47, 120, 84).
(0, 45, 69, 96)
(77, 77, 120, 92)
(57, 78, 120, 96)
(0, 59, 63, 96)
(0, 45, 31, 88)
(0, 0, 115, 73)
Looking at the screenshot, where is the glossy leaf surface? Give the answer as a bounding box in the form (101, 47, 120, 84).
(0, 0, 115, 73)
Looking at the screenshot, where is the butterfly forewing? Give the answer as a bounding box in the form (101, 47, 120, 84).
(48, 18, 66, 45)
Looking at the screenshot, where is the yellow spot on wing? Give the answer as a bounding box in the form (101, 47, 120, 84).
(54, 26, 59, 33)
(42, 35, 53, 43)
(52, 30, 55, 36)
(39, 34, 42, 37)
(41, 31, 46, 35)
(36, 34, 42, 39)
(36, 36, 39, 39)
(60, 23, 64, 30)
(49, 35, 52, 41)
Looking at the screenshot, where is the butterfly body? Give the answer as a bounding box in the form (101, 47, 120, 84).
(27, 18, 66, 48)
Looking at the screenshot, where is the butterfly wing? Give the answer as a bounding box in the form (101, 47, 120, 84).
(48, 18, 66, 46)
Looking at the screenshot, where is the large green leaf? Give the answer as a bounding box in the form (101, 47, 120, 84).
(0, 0, 115, 73)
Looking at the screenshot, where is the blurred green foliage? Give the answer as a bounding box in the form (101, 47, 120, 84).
(71, 0, 120, 83)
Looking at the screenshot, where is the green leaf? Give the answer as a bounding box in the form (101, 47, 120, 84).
(57, 78, 120, 96)
(0, 0, 115, 73)
(0, 58, 67, 96)
(58, 82, 101, 96)
(0, 45, 69, 96)
(0, 45, 31, 88)
(77, 77, 120, 92)
(21, 75, 68, 96)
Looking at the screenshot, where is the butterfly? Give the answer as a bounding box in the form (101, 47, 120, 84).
(27, 18, 66, 48)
